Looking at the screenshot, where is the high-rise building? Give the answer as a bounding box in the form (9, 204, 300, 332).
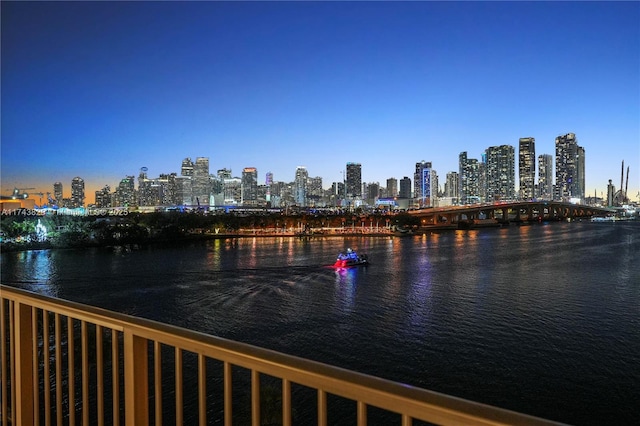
(181, 158, 194, 176)
(307, 176, 323, 206)
(192, 157, 210, 206)
(265, 172, 273, 203)
(444, 172, 459, 201)
(414, 161, 436, 207)
(366, 182, 380, 205)
(294, 166, 308, 206)
(538, 154, 553, 200)
(485, 145, 515, 202)
(71, 177, 85, 208)
(399, 176, 412, 198)
(241, 167, 258, 205)
(95, 185, 111, 208)
(114, 176, 136, 207)
(459, 152, 480, 204)
(174, 176, 192, 206)
(386, 178, 398, 197)
(53, 182, 63, 206)
(519, 137, 536, 200)
(555, 133, 584, 201)
(346, 162, 362, 199)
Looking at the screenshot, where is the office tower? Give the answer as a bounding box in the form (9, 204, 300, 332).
(242, 167, 258, 205)
(538, 154, 553, 200)
(307, 176, 323, 206)
(445, 172, 459, 201)
(345, 162, 362, 199)
(414, 161, 435, 207)
(386, 178, 398, 197)
(459, 152, 480, 204)
(555, 133, 584, 201)
(174, 176, 192, 206)
(294, 166, 308, 206)
(181, 158, 194, 176)
(53, 182, 63, 205)
(367, 182, 380, 205)
(485, 145, 515, 202)
(223, 177, 241, 204)
(192, 157, 210, 206)
(95, 185, 112, 208)
(519, 138, 536, 200)
(71, 177, 85, 208)
(114, 176, 136, 207)
(265, 172, 273, 203)
(399, 176, 412, 198)
(217, 168, 232, 179)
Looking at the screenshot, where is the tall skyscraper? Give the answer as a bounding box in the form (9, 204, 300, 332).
(53, 182, 63, 205)
(484, 145, 515, 201)
(555, 133, 584, 201)
(181, 158, 194, 176)
(444, 172, 459, 201)
(345, 162, 362, 199)
(115, 176, 135, 207)
(294, 166, 308, 206)
(192, 157, 210, 206)
(265, 172, 273, 203)
(399, 176, 412, 198)
(386, 178, 398, 197)
(414, 161, 435, 207)
(95, 185, 111, 208)
(71, 177, 85, 208)
(538, 154, 553, 200)
(459, 152, 480, 204)
(519, 137, 536, 200)
(241, 167, 258, 205)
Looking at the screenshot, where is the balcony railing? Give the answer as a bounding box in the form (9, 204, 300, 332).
(1, 285, 562, 425)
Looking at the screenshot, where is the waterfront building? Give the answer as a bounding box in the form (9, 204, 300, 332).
(70, 177, 85, 208)
(484, 145, 516, 202)
(181, 158, 194, 177)
(307, 176, 323, 206)
(538, 154, 553, 200)
(174, 176, 192, 206)
(555, 133, 585, 201)
(399, 176, 411, 199)
(223, 177, 241, 205)
(95, 185, 111, 208)
(444, 171, 459, 202)
(192, 157, 210, 206)
(294, 166, 308, 206)
(519, 137, 536, 200)
(414, 161, 436, 207)
(366, 182, 380, 206)
(346, 162, 362, 200)
(53, 182, 63, 206)
(115, 176, 135, 207)
(241, 167, 258, 206)
(386, 178, 398, 197)
(459, 152, 480, 204)
(265, 172, 273, 204)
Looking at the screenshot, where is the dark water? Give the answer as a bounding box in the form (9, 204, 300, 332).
(2, 221, 639, 425)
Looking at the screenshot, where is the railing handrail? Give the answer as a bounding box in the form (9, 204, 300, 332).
(1, 284, 564, 425)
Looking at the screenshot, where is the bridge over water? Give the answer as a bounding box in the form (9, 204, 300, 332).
(407, 201, 615, 229)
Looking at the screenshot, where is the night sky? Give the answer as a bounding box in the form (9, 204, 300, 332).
(2, 1, 638, 202)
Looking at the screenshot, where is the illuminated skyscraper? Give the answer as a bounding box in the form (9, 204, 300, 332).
(241, 167, 258, 205)
(95, 185, 111, 208)
(345, 162, 362, 199)
(181, 158, 194, 176)
(53, 182, 63, 205)
(459, 152, 480, 204)
(115, 176, 135, 207)
(71, 177, 85, 208)
(192, 157, 210, 206)
(538, 154, 553, 200)
(265, 172, 273, 203)
(414, 161, 435, 207)
(555, 133, 585, 201)
(519, 137, 536, 200)
(294, 166, 308, 206)
(485, 145, 515, 201)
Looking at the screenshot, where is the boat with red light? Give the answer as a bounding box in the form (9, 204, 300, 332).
(333, 248, 369, 268)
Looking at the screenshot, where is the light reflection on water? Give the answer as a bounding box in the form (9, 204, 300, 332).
(1, 221, 639, 425)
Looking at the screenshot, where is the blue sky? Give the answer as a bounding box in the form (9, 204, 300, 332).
(2, 1, 639, 202)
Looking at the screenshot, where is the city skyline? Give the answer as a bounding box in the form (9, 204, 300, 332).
(2, 1, 638, 201)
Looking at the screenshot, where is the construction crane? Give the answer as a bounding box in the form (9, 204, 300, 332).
(1, 187, 35, 200)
